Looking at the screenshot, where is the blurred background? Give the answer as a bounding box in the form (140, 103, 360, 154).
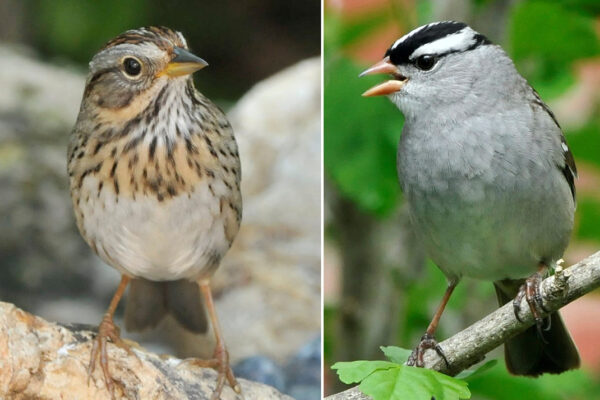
(324, 0, 600, 398)
(0, 0, 320, 100)
(0, 1, 320, 399)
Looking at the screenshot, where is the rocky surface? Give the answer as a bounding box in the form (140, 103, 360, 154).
(0, 302, 293, 399)
(0, 44, 320, 397)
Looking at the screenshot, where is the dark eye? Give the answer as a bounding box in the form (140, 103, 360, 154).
(123, 57, 142, 77)
(415, 55, 436, 71)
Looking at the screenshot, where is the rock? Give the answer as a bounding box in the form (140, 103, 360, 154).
(233, 356, 287, 393)
(285, 336, 321, 400)
(0, 302, 293, 399)
(232, 336, 322, 400)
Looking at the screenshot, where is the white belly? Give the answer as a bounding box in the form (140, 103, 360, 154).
(77, 176, 229, 281)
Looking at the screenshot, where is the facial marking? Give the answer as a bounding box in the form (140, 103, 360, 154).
(386, 21, 490, 66)
(409, 27, 478, 60)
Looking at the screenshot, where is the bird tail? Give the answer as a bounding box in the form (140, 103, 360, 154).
(124, 278, 208, 333)
(494, 279, 580, 376)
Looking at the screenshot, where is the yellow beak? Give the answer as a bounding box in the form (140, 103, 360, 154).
(162, 47, 208, 78)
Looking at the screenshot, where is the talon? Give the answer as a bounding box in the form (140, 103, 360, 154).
(88, 316, 124, 399)
(514, 264, 550, 342)
(87, 275, 130, 400)
(88, 313, 136, 399)
(407, 333, 449, 369)
(434, 344, 450, 368)
(513, 288, 526, 323)
(196, 281, 242, 399)
(189, 345, 240, 400)
(543, 315, 552, 332)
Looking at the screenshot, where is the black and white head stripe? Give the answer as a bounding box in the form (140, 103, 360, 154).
(385, 21, 491, 65)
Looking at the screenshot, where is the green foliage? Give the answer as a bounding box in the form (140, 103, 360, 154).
(34, 0, 148, 63)
(380, 346, 412, 364)
(576, 199, 600, 241)
(454, 360, 497, 380)
(566, 118, 600, 241)
(509, 1, 600, 88)
(567, 118, 600, 167)
(332, 347, 471, 400)
(324, 55, 403, 215)
(467, 361, 600, 400)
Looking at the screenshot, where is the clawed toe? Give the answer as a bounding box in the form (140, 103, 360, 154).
(513, 267, 551, 342)
(186, 345, 242, 400)
(88, 314, 135, 399)
(407, 333, 449, 369)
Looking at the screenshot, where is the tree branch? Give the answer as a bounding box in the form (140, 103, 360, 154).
(0, 302, 291, 399)
(326, 250, 600, 400)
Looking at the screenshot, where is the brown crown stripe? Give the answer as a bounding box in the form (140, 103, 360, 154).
(101, 26, 186, 52)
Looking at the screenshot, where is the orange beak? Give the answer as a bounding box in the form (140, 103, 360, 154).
(359, 57, 407, 97)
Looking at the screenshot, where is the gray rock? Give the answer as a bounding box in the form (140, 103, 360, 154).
(234, 356, 287, 393)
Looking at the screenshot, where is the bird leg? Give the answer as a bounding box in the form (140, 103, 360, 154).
(189, 281, 242, 400)
(88, 275, 136, 399)
(513, 263, 551, 340)
(407, 281, 456, 368)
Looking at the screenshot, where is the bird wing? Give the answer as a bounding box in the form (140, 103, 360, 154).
(531, 88, 577, 201)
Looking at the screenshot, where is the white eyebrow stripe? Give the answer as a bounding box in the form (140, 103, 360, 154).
(391, 22, 444, 50)
(409, 27, 477, 59)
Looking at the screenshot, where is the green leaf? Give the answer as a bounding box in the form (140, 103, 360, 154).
(466, 361, 600, 400)
(360, 365, 471, 400)
(332, 360, 398, 384)
(455, 359, 498, 380)
(380, 346, 412, 364)
(324, 56, 403, 215)
(509, 0, 599, 86)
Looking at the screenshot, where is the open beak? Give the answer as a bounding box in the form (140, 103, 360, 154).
(359, 57, 407, 97)
(162, 47, 208, 78)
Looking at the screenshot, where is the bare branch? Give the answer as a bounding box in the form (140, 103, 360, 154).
(326, 251, 600, 400)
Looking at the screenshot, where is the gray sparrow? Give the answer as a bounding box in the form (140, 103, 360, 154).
(361, 21, 580, 375)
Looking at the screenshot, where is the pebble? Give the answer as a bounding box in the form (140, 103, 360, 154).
(233, 335, 321, 399)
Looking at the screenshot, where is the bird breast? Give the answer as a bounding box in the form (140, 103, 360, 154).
(69, 126, 241, 281)
(397, 112, 574, 281)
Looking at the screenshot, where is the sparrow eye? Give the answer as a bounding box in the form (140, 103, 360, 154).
(123, 57, 142, 77)
(415, 55, 436, 71)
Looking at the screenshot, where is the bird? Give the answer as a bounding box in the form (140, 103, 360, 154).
(360, 21, 580, 376)
(68, 26, 242, 399)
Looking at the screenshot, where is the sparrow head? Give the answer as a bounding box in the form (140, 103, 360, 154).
(82, 26, 208, 113)
(360, 21, 512, 116)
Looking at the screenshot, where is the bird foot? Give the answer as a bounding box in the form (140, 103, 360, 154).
(513, 271, 551, 341)
(88, 313, 139, 399)
(185, 344, 242, 400)
(406, 333, 450, 369)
